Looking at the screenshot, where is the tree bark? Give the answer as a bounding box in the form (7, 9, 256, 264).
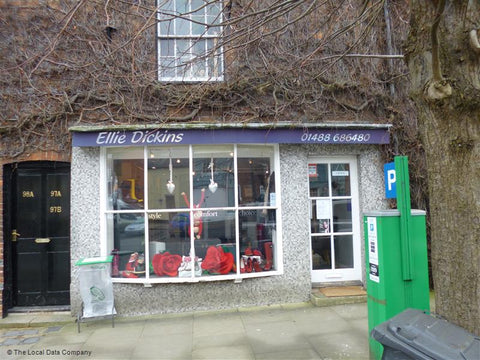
(406, 0, 480, 335)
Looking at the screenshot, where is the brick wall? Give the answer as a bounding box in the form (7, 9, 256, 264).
(0, 165, 3, 316)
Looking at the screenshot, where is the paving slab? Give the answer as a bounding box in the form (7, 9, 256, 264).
(0, 300, 370, 360)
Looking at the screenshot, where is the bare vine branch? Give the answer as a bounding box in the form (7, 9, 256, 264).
(0, 0, 416, 163)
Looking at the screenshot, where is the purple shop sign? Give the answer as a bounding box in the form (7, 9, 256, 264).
(72, 128, 389, 147)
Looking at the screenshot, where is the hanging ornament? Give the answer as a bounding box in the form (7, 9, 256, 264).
(208, 156, 218, 193)
(209, 179, 218, 193)
(166, 153, 175, 194)
(167, 181, 175, 194)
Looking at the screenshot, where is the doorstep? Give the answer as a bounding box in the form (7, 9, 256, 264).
(311, 285, 367, 307)
(0, 312, 74, 329)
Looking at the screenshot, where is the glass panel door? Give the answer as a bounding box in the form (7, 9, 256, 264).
(309, 157, 361, 283)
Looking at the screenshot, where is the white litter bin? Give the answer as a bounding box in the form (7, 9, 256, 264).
(76, 256, 116, 332)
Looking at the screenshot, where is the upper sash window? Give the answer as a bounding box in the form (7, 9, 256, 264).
(157, 0, 223, 82)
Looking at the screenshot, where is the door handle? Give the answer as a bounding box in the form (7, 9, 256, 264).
(12, 229, 20, 242)
(35, 238, 51, 244)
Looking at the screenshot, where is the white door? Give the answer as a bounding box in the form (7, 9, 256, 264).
(308, 157, 361, 283)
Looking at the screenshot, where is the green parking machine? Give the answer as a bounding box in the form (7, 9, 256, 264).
(365, 156, 430, 360)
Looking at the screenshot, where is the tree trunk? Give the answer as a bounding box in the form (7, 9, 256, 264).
(406, 0, 480, 335)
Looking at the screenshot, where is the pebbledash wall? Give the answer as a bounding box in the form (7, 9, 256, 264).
(69, 125, 389, 316)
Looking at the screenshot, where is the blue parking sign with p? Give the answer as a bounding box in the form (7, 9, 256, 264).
(384, 162, 396, 198)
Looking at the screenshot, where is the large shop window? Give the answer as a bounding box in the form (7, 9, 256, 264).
(103, 145, 279, 283)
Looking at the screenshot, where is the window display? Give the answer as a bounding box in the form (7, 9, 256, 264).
(104, 144, 279, 282)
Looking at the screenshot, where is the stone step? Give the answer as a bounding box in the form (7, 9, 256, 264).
(311, 286, 367, 307)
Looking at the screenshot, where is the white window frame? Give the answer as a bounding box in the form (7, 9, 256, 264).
(99, 144, 283, 284)
(308, 156, 361, 283)
(157, 0, 224, 82)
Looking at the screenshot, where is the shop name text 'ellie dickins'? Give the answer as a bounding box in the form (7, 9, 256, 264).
(96, 130, 184, 145)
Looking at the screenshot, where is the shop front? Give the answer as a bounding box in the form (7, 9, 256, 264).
(70, 123, 390, 316)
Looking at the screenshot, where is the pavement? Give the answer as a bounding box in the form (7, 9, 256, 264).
(0, 293, 370, 360)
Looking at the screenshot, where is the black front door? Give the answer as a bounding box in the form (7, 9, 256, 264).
(9, 162, 70, 307)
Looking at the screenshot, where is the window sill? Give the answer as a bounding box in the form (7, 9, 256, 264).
(158, 77, 224, 83)
(111, 270, 281, 285)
